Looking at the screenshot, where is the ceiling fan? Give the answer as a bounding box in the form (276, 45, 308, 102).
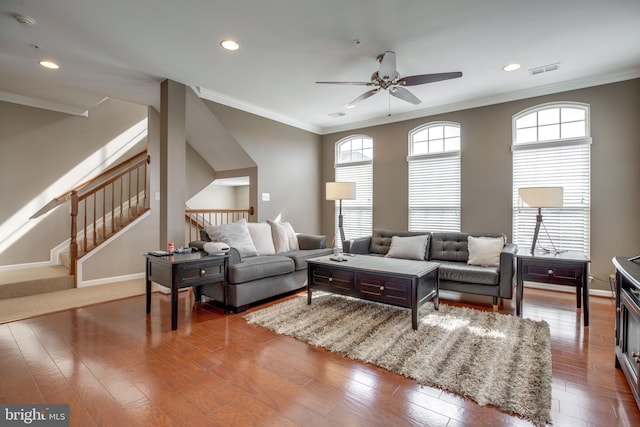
(316, 51, 462, 108)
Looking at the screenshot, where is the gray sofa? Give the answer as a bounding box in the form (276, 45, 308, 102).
(191, 231, 332, 312)
(344, 229, 517, 310)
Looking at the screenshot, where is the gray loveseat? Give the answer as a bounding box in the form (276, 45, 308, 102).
(344, 229, 517, 310)
(191, 222, 332, 312)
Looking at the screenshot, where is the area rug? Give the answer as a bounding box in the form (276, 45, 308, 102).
(244, 293, 552, 426)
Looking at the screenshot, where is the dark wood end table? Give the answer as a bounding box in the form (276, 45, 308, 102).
(145, 252, 228, 330)
(516, 249, 590, 326)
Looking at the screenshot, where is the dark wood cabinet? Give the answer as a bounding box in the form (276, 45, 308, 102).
(613, 256, 640, 410)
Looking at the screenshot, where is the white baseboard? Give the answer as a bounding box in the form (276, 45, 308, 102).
(78, 272, 145, 287)
(0, 260, 56, 271)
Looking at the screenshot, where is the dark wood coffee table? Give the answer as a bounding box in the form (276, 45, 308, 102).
(306, 255, 439, 330)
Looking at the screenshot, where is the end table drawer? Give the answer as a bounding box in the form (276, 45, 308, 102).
(311, 266, 352, 292)
(356, 273, 411, 306)
(179, 263, 225, 287)
(521, 262, 583, 285)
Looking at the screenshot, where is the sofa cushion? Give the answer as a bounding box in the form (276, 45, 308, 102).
(437, 261, 499, 285)
(430, 232, 470, 262)
(283, 248, 334, 270)
(385, 235, 429, 261)
(369, 229, 431, 257)
(467, 236, 505, 267)
(247, 222, 276, 255)
(206, 219, 259, 258)
(227, 255, 295, 284)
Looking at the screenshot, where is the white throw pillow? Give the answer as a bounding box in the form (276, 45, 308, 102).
(282, 222, 299, 251)
(205, 218, 258, 258)
(266, 220, 299, 253)
(385, 235, 428, 261)
(467, 236, 504, 267)
(247, 222, 276, 255)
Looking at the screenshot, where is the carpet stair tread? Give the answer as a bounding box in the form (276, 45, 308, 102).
(0, 266, 74, 299)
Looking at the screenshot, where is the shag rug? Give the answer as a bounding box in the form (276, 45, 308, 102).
(245, 293, 552, 426)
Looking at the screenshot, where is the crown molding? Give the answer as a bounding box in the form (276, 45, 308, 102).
(0, 91, 94, 117)
(194, 86, 322, 134)
(317, 69, 640, 134)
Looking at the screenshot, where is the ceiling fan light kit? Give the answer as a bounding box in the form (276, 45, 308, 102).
(317, 51, 462, 109)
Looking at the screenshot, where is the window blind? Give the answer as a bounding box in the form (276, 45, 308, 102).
(408, 152, 460, 231)
(335, 162, 373, 241)
(512, 140, 591, 254)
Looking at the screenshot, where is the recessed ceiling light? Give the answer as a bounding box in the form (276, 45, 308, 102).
(503, 63, 521, 72)
(220, 39, 239, 51)
(39, 60, 60, 70)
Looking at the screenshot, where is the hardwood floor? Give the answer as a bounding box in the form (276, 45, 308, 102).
(1, 287, 639, 426)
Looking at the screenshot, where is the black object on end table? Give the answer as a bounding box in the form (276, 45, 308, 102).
(516, 249, 590, 326)
(145, 251, 228, 330)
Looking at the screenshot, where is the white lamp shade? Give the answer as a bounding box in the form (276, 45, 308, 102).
(518, 187, 563, 208)
(326, 182, 356, 201)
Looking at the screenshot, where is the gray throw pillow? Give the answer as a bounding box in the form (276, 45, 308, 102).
(206, 219, 259, 258)
(385, 235, 428, 261)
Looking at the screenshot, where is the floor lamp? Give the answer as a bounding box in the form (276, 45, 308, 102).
(326, 182, 357, 248)
(518, 187, 563, 254)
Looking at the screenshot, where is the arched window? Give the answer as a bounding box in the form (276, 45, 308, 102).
(408, 122, 461, 231)
(334, 135, 373, 242)
(512, 102, 591, 254)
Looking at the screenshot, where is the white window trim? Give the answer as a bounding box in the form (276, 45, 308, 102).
(512, 101, 591, 144)
(408, 122, 461, 232)
(512, 102, 591, 255)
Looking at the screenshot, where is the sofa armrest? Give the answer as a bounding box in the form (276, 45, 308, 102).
(297, 233, 327, 250)
(227, 247, 242, 265)
(343, 236, 371, 254)
(498, 243, 518, 299)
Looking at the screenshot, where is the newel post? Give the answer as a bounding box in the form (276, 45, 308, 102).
(70, 191, 78, 279)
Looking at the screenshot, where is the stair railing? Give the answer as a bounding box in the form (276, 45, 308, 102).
(185, 207, 254, 243)
(69, 152, 150, 275)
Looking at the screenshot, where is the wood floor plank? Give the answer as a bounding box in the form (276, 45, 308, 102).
(0, 286, 639, 426)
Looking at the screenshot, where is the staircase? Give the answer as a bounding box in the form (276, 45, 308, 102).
(0, 266, 75, 299)
(0, 152, 150, 299)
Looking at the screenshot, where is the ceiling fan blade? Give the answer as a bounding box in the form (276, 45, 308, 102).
(390, 86, 421, 105)
(398, 72, 463, 86)
(377, 51, 397, 82)
(315, 81, 372, 86)
(345, 88, 380, 108)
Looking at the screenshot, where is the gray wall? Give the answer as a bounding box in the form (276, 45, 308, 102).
(0, 98, 150, 267)
(204, 102, 324, 234)
(321, 79, 640, 290)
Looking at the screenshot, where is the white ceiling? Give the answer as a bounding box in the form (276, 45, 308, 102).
(1, 0, 639, 135)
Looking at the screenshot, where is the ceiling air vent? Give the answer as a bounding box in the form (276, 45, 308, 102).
(328, 112, 346, 118)
(529, 63, 560, 76)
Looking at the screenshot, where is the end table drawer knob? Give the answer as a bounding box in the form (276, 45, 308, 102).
(380, 285, 385, 291)
(328, 277, 333, 282)
(548, 269, 554, 275)
(200, 269, 206, 276)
